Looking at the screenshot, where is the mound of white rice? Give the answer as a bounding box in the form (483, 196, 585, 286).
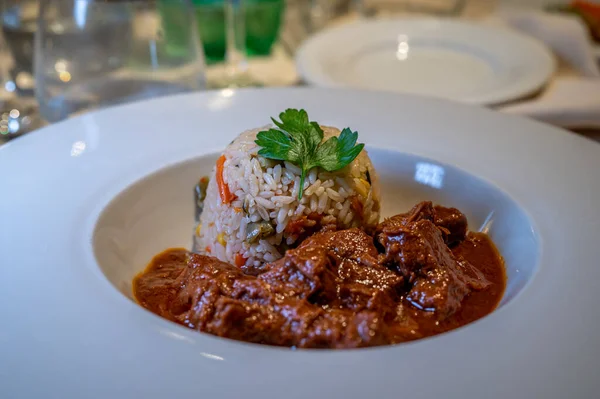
(196, 125, 381, 267)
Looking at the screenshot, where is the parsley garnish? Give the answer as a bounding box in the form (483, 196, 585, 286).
(255, 109, 364, 199)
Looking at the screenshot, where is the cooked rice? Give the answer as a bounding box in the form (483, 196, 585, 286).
(196, 125, 381, 267)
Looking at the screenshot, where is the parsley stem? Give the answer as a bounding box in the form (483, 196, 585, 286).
(298, 169, 306, 200)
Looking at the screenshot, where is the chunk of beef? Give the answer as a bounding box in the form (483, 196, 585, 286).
(377, 202, 468, 246)
(262, 228, 404, 314)
(433, 205, 468, 245)
(257, 244, 331, 301)
(376, 202, 489, 318)
(283, 212, 337, 247)
(376, 201, 435, 232)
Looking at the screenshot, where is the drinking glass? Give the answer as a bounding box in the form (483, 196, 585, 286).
(0, 0, 44, 140)
(1, 0, 38, 96)
(35, 0, 206, 123)
(211, 0, 259, 88)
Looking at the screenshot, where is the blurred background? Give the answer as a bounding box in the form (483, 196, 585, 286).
(0, 0, 598, 143)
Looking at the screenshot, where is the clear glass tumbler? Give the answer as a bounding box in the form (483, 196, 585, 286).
(35, 0, 206, 123)
(0, 0, 45, 140)
(1, 0, 39, 96)
(211, 0, 260, 88)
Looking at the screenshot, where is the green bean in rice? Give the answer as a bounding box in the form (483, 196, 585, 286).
(196, 125, 381, 267)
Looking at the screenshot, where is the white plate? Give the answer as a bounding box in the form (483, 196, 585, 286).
(296, 19, 556, 105)
(2, 88, 600, 399)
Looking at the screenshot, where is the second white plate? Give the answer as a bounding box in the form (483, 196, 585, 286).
(296, 18, 556, 105)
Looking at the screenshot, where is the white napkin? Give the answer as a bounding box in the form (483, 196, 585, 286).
(488, 9, 600, 129)
(495, 9, 599, 77)
(501, 77, 600, 127)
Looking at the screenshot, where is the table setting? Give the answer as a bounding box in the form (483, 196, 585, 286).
(0, 0, 599, 142)
(290, 0, 600, 131)
(2, 1, 600, 399)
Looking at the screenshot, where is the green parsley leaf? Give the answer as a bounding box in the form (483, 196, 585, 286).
(255, 109, 365, 200)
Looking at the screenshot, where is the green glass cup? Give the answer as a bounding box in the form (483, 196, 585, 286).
(191, 0, 225, 64)
(244, 0, 284, 57)
(160, 0, 284, 65)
